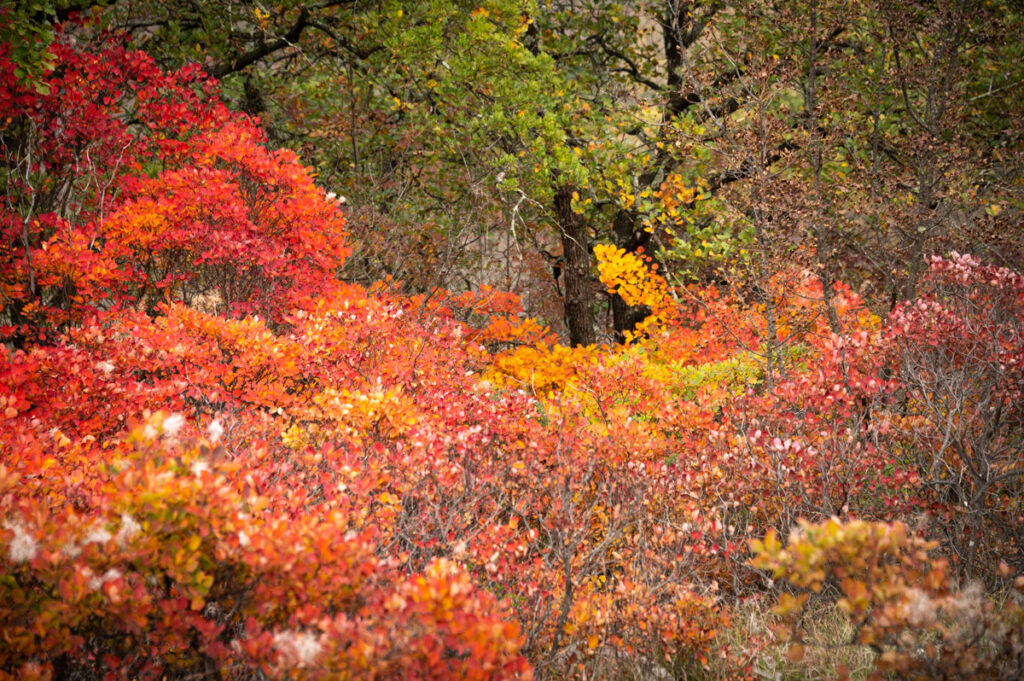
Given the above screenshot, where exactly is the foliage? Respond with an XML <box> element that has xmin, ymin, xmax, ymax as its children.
<box><xmin>0</xmin><ymin>420</ymin><xmax>529</xmax><ymax>681</ymax></box>
<box><xmin>2</xmin><ymin>11</ymin><xmax>1024</xmax><ymax>681</ymax></box>
<box><xmin>885</xmin><ymin>253</ymin><xmax>1024</xmax><ymax>579</ymax></box>
<box><xmin>752</xmin><ymin>518</ymin><xmax>1024</xmax><ymax>681</ymax></box>
<box><xmin>594</xmin><ymin>243</ymin><xmax>674</xmax><ymax>341</ymax></box>
<box><xmin>0</xmin><ymin>2</ymin><xmax>59</xmax><ymax>93</ymax></box>
<box><xmin>0</xmin><ymin>25</ymin><xmax>349</xmax><ymax>339</ymax></box>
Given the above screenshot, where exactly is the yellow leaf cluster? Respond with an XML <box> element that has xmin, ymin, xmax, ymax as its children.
<box><xmin>485</xmin><ymin>342</ymin><xmax>597</xmax><ymax>395</ymax></box>
<box><xmin>594</xmin><ymin>244</ymin><xmax>674</xmax><ymax>340</ymax></box>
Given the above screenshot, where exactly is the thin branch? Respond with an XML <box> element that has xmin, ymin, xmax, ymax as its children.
<box><xmin>207</xmin><ymin>8</ymin><xmax>310</xmax><ymax>79</ymax></box>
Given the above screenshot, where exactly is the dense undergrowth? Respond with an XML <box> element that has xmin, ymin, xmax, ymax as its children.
<box><xmin>2</xmin><ymin>26</ymin><xmax>1023</xmax><ymax>681</ymax></box>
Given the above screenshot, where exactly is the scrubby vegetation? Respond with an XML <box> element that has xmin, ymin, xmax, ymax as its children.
<box><xmin>2</xmin><ymin>3</ymin><xmax>1023</xmax><ymax>680</ymax></box>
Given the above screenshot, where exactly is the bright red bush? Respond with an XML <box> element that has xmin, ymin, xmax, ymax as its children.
<box><xmin>0</xmin><ymin>26</ymin><xmax>348</xmax><ymax>338</ymax></box>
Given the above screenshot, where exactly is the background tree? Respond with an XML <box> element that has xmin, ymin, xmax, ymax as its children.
<box><xmin>10</xmin><ymin>0</ymin><xmax>1020</xmax><ymax>345</ymax></box>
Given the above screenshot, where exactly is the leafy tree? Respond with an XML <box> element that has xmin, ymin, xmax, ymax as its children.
<box><xmin>70</xmin><ymin>0</ymin><xmax>1019</xmax><ymax>351</ymax></box>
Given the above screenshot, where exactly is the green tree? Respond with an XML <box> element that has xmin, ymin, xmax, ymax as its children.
<box><xmin>93</xmin><ymin>0</ymin><xmax>1023</xmax><ymax>345</ymax></box>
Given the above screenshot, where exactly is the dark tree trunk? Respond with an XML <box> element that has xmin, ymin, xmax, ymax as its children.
<box><xmin>554</xmin><ymin>184</ymin><xmax>596</xmax><ymax>347</ymax></box>
<box><xmin>242</xmin><ymin>76</ymin><xmax>265</xmax><ymax>116</ymax></box>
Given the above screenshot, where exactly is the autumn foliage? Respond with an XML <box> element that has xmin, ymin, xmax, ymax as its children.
<box><xmin>0</xmin><ymin>29</ymin><xmax>349</xmax><ymax>338</ymax></box>
<box><xmin>2</xmin><ymin>23</ymin><xmax>1024</xmax><ymax>681</ymax></box>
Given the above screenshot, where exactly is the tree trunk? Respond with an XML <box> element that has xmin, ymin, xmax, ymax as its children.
<box><xmin>554</xmin><ymin>184</ymin><xmax>596</xmax><ymax>346</ymax></box>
